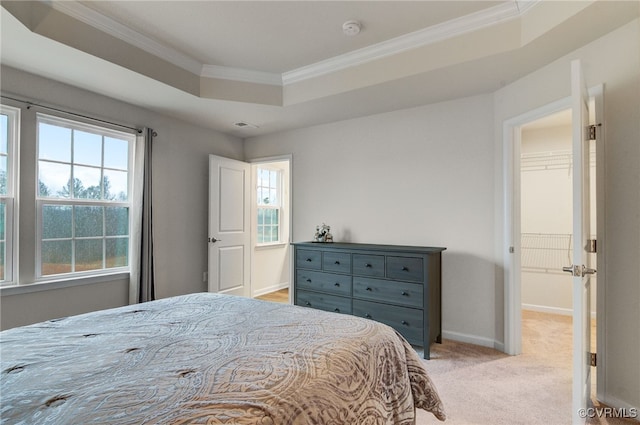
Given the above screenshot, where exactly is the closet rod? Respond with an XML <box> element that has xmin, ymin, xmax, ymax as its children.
<box><xmin>1</xmin><ymin>94</ymin><xmax>143</xmax><ymax>134</ymax></box>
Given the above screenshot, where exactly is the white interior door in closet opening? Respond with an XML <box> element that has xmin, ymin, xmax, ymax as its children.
<box><xmin>503</xmin><ymin>61</ymin><xmax>605</xmax><ymax>424</ymax></box>
<box><xmin>208</xmin><ymin>155</ymin><xmax>251</xmax><ymax>297</ymax></box>
<box><xmin>569</xmin><ymin>59</ymin><xmax>596</xmax><ymax>425</ymax></box>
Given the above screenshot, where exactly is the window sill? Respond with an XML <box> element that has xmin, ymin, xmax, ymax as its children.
<box><xmin>0</xmin><ymin>272</ymin><xmax>130</xmax><ymax>296</ymax></box>
<box><xmin>255</xmin><ymin>242</ymin><xmax>288</xmax><ymax>250</ymax></box>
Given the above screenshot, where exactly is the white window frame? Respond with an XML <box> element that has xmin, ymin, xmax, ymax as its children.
<box><xmin>256</xmin><ymin>167</ymin><xmax>282</xmax><ymax>246</ymax></box>
<box><xmin>0</xmin><ymin>105</ymin><xmax>20</xmax><ymax>285</ymax></box>
<box><xmin>35</xmin><ymin>113</ymin><xmax>135</xmax><ymax>281</ymax></box>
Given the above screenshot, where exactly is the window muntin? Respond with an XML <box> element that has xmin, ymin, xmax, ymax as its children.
<box><xmin>256</xmin><ymin>168</ymin><xmax>281</xmax><ymax>244</ymax></box>
<box><xmin>36</xmin><ymin>114</ymin><xmax>133</xmax><ymax>278</ymax></box>
<box><xmin>0</xmin><ymin>105</ymin><xmax>19</xmax><ymax>284</ymax></box>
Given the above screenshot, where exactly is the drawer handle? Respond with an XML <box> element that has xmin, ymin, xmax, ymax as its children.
<box><xmin>334</xmin><ymin>282</ymin><xmax>340</xmax><ymax>287</ymax></box>
<box><xmin>305</xmin><ymin>302</ymin><xmax>311</xmax><ymax>306</ymax></box>
<box><xmin>306</xmin><ymin>279</ymin><xmax>312</xmax><ymax>283</ymax></box>
<box><xmin>365</xmin><ymin>263</ymin><xmax>372</xmax><ymax>268</ymax></box>
<box><xmin>334</xmin><ymin>261</ymin><xmax>340</xmax><ymax>265</ymax></box>
<box><xmin>365</xmin><ymin>314</ymin><xmax>372</xmax><ymax>319</ymax></box>
<box><xmin>401</xmin><ymin>320</ymin><xmax>409</xmax><ymax>326</ymax></box>
<box><xmin>366</xmin><ymin>287</ymin><xmax>373</xmax><ymax>291</ymax></box>
<box><xmin>401</xmin><ymin>291</ymin><xmax>409</xmax><ymax>296</ymax></box>
<box><xmin>306</xmin><ymin>258</ymin><xmax>313</xmax><ymax>262</ymax></box>
<box><xmin>402</xmin><ymin>266</ymin><xmax>409</xmax><ymax>271</ymax></box>
<box><xmin>334</xmin><ymin>308</ymin><xmax>340</xmax><ymax>313</ymax></box>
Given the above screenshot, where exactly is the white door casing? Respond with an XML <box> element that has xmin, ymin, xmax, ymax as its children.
<box><xmin>569</xmin><ymin>59</ymin><xmax>594</xmax><ymax>425</ymax></box>
<box><xmin>502</xmin><ymin>63</ymin><xmax>605</xmax><ymax>422</ymax></box>
<box><xmin>208</xmin><ymin>155</ymin><xmax>251</xmax><ymax>297</ymax></box>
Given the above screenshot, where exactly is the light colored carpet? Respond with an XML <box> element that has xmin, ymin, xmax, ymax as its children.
<box><xmin>256</xmin><ymin>290</ymin><xmax>636</xmax><ymax>424</ymax></box>
<box><xmin>415</xmin><ymin>311</ymin><xmax>637</xmax><ymax>425</ymax></box>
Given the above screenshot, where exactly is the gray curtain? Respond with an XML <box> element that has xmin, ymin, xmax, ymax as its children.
<box><xmin>138</xmin><ymin>128</ymin><xmax>155</xmax><ymax>302</ymax></box>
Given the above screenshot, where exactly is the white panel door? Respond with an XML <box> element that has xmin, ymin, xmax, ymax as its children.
<box><xmin>568</xmin><ymin>59</ymin><xmax>595</xmax><ymax>425</ymax></box>
<box><xmin>208</xmin><ymin>155</ymin><xmax>250</xmax><ymax>297</ymax></box>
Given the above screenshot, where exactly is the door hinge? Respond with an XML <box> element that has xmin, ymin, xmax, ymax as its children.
<box><xmin>590</xmin><ymin>352</ymin><xmax>597</xmax><ymax>367</ymax></box>
<box><xmin>587</xmin><ymin>239</ymin><xmax>597</xmax><ymax>253</ymax></box>
<box><xmin>589</xmin><ymin>123</ymin><xmax>602</xmax><ymax>141</ymax></box>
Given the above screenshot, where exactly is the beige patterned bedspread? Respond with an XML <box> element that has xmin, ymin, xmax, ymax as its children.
<box><xmin>0</xmin><ymin>293</ymin><xmax>445</xmax><ymax>424</ymax></box>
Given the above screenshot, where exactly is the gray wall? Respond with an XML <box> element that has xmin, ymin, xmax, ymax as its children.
<box><xmin>0</xmin><ymin>65</ymin><xmax>244</xmax><ymax>328</ymax></box>
<box><xmin>244</xmin><ymin>94</ymin><xmax>499</xmax><ymax>347</ymax></box>
<box><xmin>245</xmin><ymin>19</ymin><xmax>640</xmax><ymax>412</ymax></box>
<box><xmin>1</xmin><ymin>17</ymin><xmax>637</xmax><ymax>413</ymax></box>
<box><xmin>493</xmin><ymin>19</ymin><xmax>639</xmax><ymax>413</ymax></box>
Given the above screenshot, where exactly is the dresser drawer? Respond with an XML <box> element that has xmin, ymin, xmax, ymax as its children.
<box><xmin>296</xmin><ymin>270</ymin><xmax>352</xmax><ymax>296</ymax></box>
<box><xmin>386</xmin><ymin>256</ymin><xmax>424</xmax><ymax>282</ymax></box>
<box><xmin>296</xmin><ymin>249</ymin><xmax>322</xmax><ymax>270</ymax></box>
<box><xmin>353</xmin><ymin>277</ymin><xmax>423</xmax><ymax>308</ymax></box>
<box><xmin>353</xmin><ymin>300</ymin><xmax>423</xmax><ymax>343</ymax></box>
<box><xmin>296</xmin><ymin>290</ymin><xmax>352</xmax><ymax>314</ymax></box>
<box><xmin>352</xmin><ymin>254</ymin><xmax>385</xmax><ymax>277</ymax></box>
<box><xmin>322</xmin><ymin>251</ymin><xmax>351</xmax><ymax>274</ymax></box>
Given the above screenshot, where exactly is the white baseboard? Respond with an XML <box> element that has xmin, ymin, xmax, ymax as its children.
<box><xmin>252</xmin><ymin>282</ymin><xmax>289</xmax><ymax>298</ymax></box>
<box><xmin>442</xmin><ymin>330</ymin><xmax>501</xmax><ymax>350</ymax></box>
<box><xmin>598</xmin><ymin>394</ymin><xmax>640</xmax><ymax>423</ymax></box>
<box><xmin>522</xmin><ymin>303</ymin><xmax>597</xmax><ymax>319</ymax></box>
<box><xmin>523</xmin><ymin>303</ymin><xmax>573</xmax><ymax>316</ymax></box>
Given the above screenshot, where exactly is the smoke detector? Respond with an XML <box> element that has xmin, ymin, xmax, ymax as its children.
<box><xmin>342</xmin><ymin>20</ymin><xmax>361</xmax><ymax>36</ymax></box>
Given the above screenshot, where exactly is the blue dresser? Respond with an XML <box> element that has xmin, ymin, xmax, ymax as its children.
<box><xmin>292</xmin><ymin>242</ymin><xmax>445</xmax><ymax>359</ymax></box>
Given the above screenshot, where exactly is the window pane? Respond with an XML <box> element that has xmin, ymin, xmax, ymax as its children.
<box><xmin>258</xmin><ymin>187</ymin><xmax>267</xmax><ymax>205</ymax></box>
<box><xmin>104</xmin><ymin>137</ymin><xmax>128</xmax><ymax>170</ymax></box>
<box><xmin>42</xmin><ymin>205</ymin><xmax>72</xmax><ymax>239</ymax></box>
<box><xmin>259</xmin><ymin>169</ymin><xmax>268</xmax><ymax>187</ymax></box>
<box><xmin>0</xmin><ymin>201</ymin><xmax>5</xmax><ymax>240</ymax></box>
<box><xmin>257</xmin><ymin>225</ymin><xmax>264</xmax><ymax>244</ymax></box>
<box><xmin>39</xmin><ymin>161</ymin><xmax>71</xmax><ymax>198</ymax></box>
<box><xmin>103</xmin><ymin>169</ymin><xmax>128</xmax><ymax>201</ymax></box>
<box><xmin>39</xmin><ymin>123</ymin><xmax>71</xmax><ymax>162</ymax></box>
<box><xmin>0</xmin><ymin>155</ymin><xmax>6</xmax><ymax>196</ymax></box>
<box><xmin>0</xmin><ymin>241</ymin><xmax>4</xmax><ymax>281</ymax></box>
<box><xmin>73</xmin><ymin>165</ymin><xmax>102</xmax><ymax>199</ymax></box>
<box><xmin>74</xmin><ymin>130</ymin><xmax>102</xmax><ymax>167</ymax></box>
<box><xmin>75</xmin><ymin>206</ymin><xmax>103</xmax><ymax>237</ymax></box>
<box><xmin>42</xmin><ymin>240</ymin><xmax>72</xmax><ymax>275</ymax></box>
<box><xmin>106</xmin><ymin>207</ymin><xmax>129</xmax><ymax>236</ymax></box>
<box><xmin>0</xmin><ymin>114</ymin><xmax>7</xmax><ymax>155</ymax></box>
<box><xmin>106</xmin><ymin>237</ymin><xmax>128</xmax><ymax>268</ymax></box>
<box><xmin>75</xmin><ymin>239</ymin><xmax>103</xmax><ymax>271</ymax></box>
<box><xmin>270</xmin><ymin>225</ymin><xmax>279</xmax><ymax>242</ymax></box>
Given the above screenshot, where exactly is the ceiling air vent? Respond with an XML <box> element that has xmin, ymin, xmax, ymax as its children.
<box><xmin>234</xmin><ymin>121</ymin><xmax>259</xmax><ymax>129</ymax></box>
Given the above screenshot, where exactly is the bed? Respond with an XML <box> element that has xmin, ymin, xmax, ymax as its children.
<box><xmin>0</xmin><ymin>292</ymin><xmax>445</xmax><ymax>424</ymax></box>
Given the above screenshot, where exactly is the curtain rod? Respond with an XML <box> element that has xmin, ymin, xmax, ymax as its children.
<box><xmin>1</xmin><ymin>94</ymin><xmax>144</xmax><ymax>134</ymax></box>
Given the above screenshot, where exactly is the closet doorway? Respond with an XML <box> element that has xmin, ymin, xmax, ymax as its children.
<box><xmin>503</xmin><ymin>81</ymin><xmax>605</xmax><ymax>412</ymax></box>
<box><xmin>519</xmin><ymin>108</ymin><xmax>597</xmax><ymax>355</ymax></box>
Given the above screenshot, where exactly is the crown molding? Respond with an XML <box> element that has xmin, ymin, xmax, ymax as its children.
<box><xmin>283</xmin><ymin>1</ymin><xmax>535</xmax><ymax>85</ymax></box>
<box><xmin>49</xmin><ymin>1</ymin><xmax>203</xmax><ymax>75</ymax></box>
<box><xmin>48</xmin><ymin>0</ymin><xmax>540</xmax><ymax>88</ymax></box>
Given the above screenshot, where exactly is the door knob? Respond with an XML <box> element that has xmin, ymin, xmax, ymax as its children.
<box><xmin>208</xmin><ymin>237</ymin><xmax>221</xmax><ymax>243</ymax></box>
<box><xmin>562</xmin><ymin>265</ymin><xmax>596</xmax><ymax>277</ymax></box>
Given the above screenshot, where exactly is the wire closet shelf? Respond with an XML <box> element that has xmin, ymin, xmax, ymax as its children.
<box><xmin>521</xmin><ymin>233</ymin><xmax>572</xmax><ymax>273</ymax></box>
